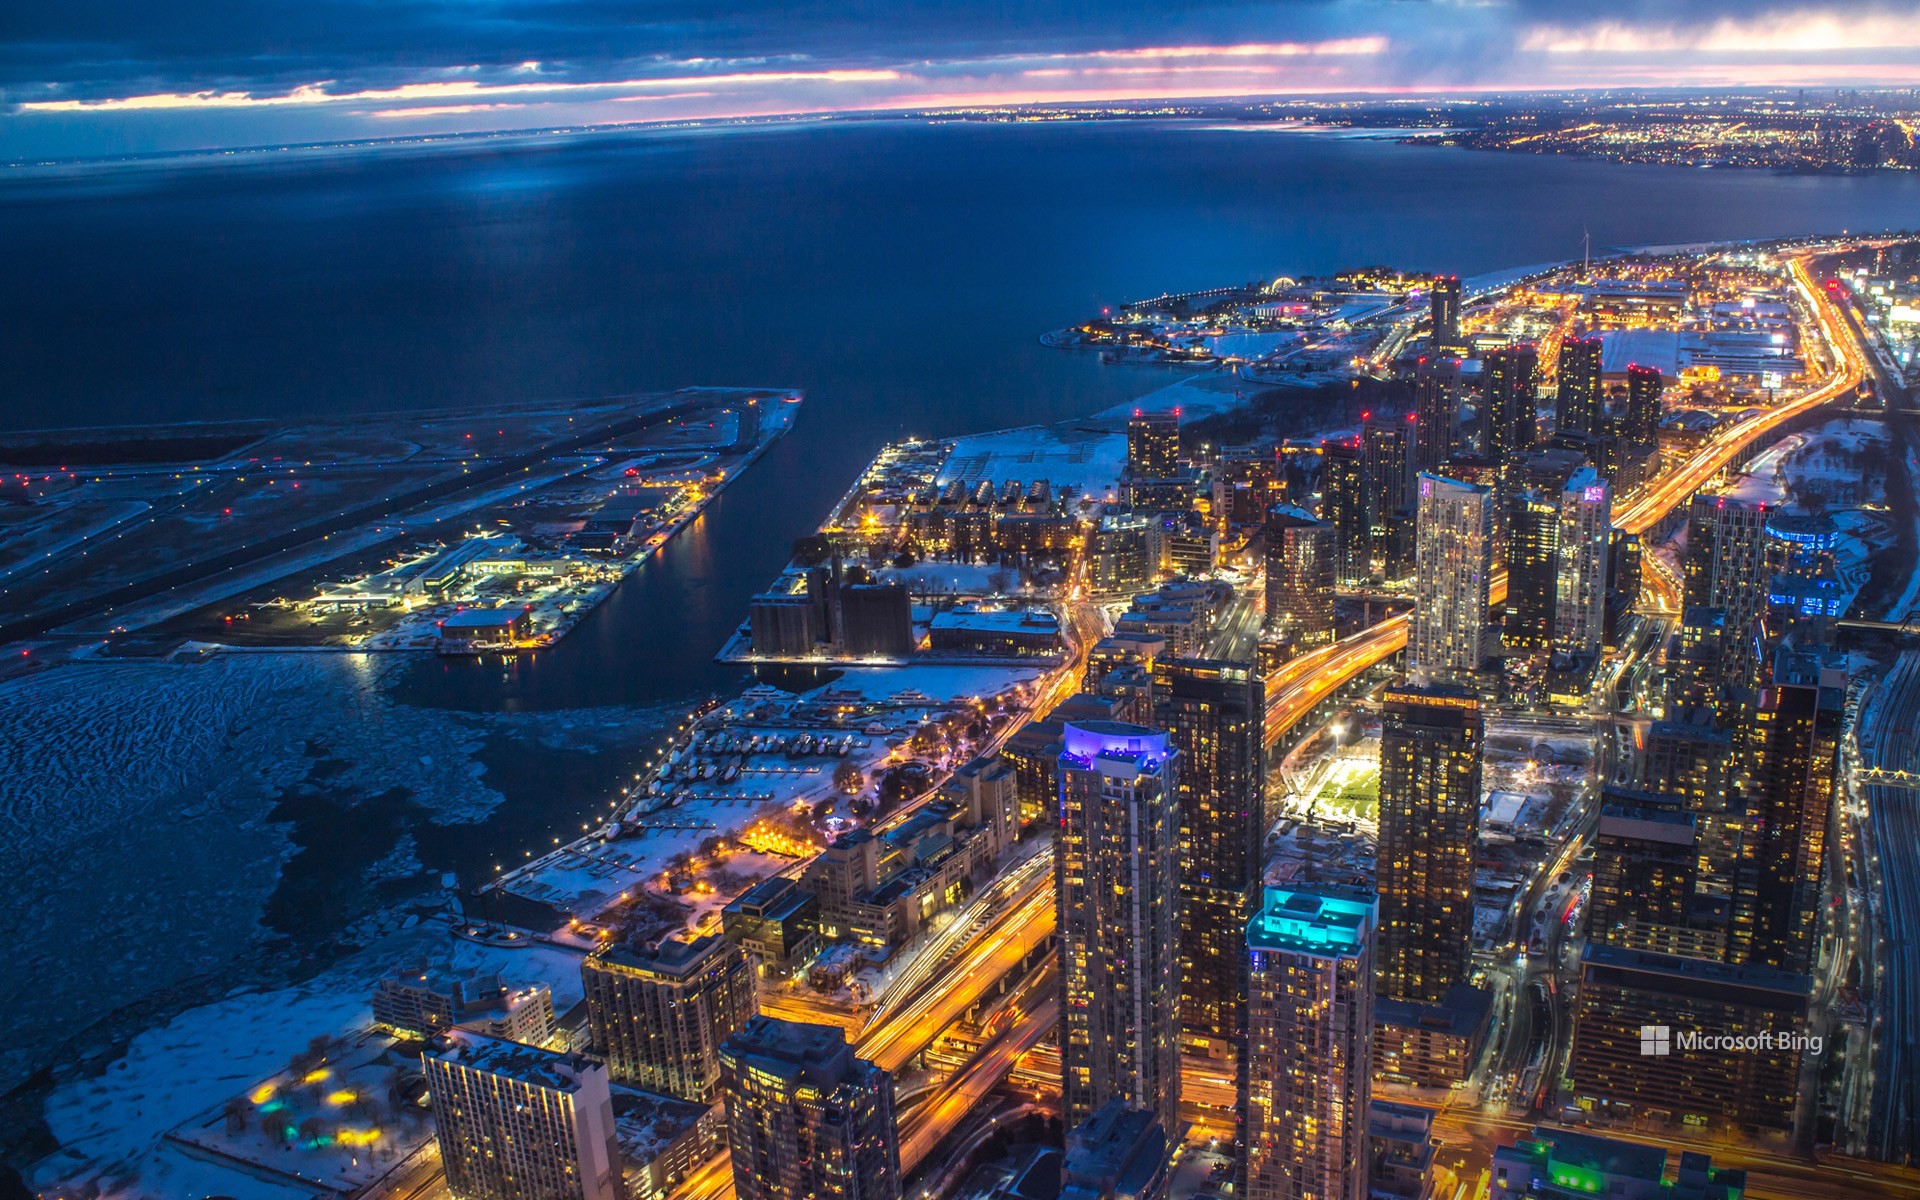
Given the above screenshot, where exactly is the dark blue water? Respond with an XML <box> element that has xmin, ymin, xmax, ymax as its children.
<box><xmin>4</xmin><ymin>120</ymin><xmax>1917</xmax><ymax>712</ymax></box>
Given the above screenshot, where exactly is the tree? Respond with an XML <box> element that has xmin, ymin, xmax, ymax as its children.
<box><xmin>298</xmin><ymin>1116</ymin><xmax>330</xmax><ymax>1145</ymax></box>
<box><xmin>892</xmin><ymin>551</ymin><xmax>918</xmax><ymax>569</ymax></box>
<box><xmin>833</xmin><ymin>761</ymin><xmax>865</xmax><ymax>796</ymax></box>
<box><xmin>223</xmin><ymin>1097</ymin><xmax>251</xmax><ymax>1135</ymax></box>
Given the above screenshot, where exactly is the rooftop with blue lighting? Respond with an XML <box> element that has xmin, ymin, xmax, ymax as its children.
<box><xmin>1248</xmin><ymin>885</ymin><xmax>1374</xmax><ymax>958</ymax></box>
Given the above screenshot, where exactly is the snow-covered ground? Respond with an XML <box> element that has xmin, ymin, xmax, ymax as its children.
<box><xmin>1097</xmin><ymin>372</ymin><xmax>1254</xmax><ymax>424</ymax></box>
<box><xmin>937</xmin><ymin>424</ymin><xmax>1127</xmax><ymax>501</ymax></box>
<box><xmin>33</xmin><ymin>922</ymin><xmax>593</xmax><ymax>1200</ymax></box>
<box><xmin>0</xmin><ymin>650</ymin><xmax>672</xmax><ymax>1099</ymax></box>
<box><xmin>869</xmin><ymin>561</ymin><xmax>1010</xmax><ymax>595</ymax></box>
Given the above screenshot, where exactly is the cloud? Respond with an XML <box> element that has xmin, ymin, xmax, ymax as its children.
<box><xmin>1519</xmin><ymin>7</ymin><xmax>1920</xmax><ymax>53</ymax></box>
<box><xmin>16</xmin><ymin>68</ymin><xmax>904</xmax><ymax>114</ymax></box>
<box><xmin>2</xmin><ymin>1</ymin><xmax>1916</xmax><ymax>158</ymax></box>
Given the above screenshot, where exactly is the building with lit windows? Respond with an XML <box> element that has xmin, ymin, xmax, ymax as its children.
<box><xmin>1412</xmin><ymin>359</ymin><xmax>1460</xmax><ymax>472</ymax></box>
<box><xmin>423</xmin><ymin>1029</ymin><xmax>623</xmax><ymax>1200</ymax></box>
<box><xmin>1622</xmin><ymin>363</ymin><xmax>1664</xmax><ymax>445</ymax></box>
<box><xmin>1552</xmin><ymin>469</ymin><xmax>1611</xmax><ymax>660</ymax></box>
<box><xmin>718</xmin><ymin>1016</ymin><xmax>900</xmax><ymax>1200</ymax></box>
<box><xmin>1362</xmin><ymin>416</ymin><xmax>1415</xmax><ymax>572</ymax></box>
<box><xmin>1493</xmin><ymin>1127</ymin><xmax>1746</xmax><ymax>1200</ymax></box>
<box><xmin>1555</xmin><ymin>336</ymin><xmax>1604</xmax><ymax>439</ymax></box>
<box><xmin>1056</xmin><ymin>722</ymin><xmax>1182</xmax><ymax>1133</ymax></box>
<box><xmin>1410</xmin><ymin>475</ymin><xmax>1493</xmax><ymax>683</ymax></box>
<box><xmin>1586</xmin><ymin>803</ymin><xmax>1706</xmax><ymax>955</ymax></box>
<box><xmin>1154</xmin><ymin>657</ymin><xmax>1264</xmax><ymax>1060</ymax></box>
<box><xmin>1376</xmin><ymin>684</ymin><xmax>1483</xmax><ymax>1004</ymax></box>
<box><xmin>1429</xmin><ymin>274</ymin><xmax>1464</xmax><ymax>356</ymax></box>
<box><xmin>1730</xmin><ymin>654</ymin><xmax>1843</xmax><ymax>974</ymax></box>
<box><xmin>1062</xmin><ymin>1102</ymin><xmax>1173</xmax><ymax>1200</ymax></box>
<box><xmin>1482</xmin><ymin>346</ymin><xmax>1539</xmax><ymax>462</ymax></box>
<box><xmin>1568</xmin><ymin>946</ymin><xmax>1810</xmax><ymax>1132</ymax></box>
<box><xmin>582</xmin><ymin>934</ymin><xmax>757</xmax><ymax>1104</ymax></box>
<box><xmin>1503</xmin><ymin>488</ymin><xmax>1559</xmax><ymax>656</ymax></box>
<box><xmin>1320</xmin><ymin>439</ymin><xmax>1371</xmax><ymax>586</ymax></box>
<box><xmin>1263</xmin><ymin>506</ymin><xmax>1335</xmax><ymax>647</ymax></box>
<box><xmin>1243</xmin><ymin>886</ymin><xmax>1376</xmax><ymax>1200</ymax></box>
<box><xmin>1128</xmin><ymin>410</ymin><xmax>1181</xmax><ymax>480</ymax></box>
<box><xmin>1681</xmin><ymin>493</ymin><xmax>1775</xmax><ymax>685</ymax></box>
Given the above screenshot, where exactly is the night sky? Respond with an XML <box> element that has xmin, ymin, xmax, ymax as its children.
<box><xmin>4</xmin><ymin>1</ymin><xmax>1918</xmax><ymax>159</ymax></box>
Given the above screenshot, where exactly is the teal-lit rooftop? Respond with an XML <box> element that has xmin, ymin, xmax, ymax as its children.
<box><xmin>1247</xmin><ymin>886</ymin><xmax>1373</xmax><ymax>958</ymax></box>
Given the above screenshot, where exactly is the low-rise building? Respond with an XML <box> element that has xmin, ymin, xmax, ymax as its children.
<box><xmin>721</xmin><ymin>877</ymin><xmax>820</xmax><ymax>977</ymax></box>
<box><xmin>1368</xmin><ymin>1101</ymin><xmax>1436</xmax><ymax>1200</ymax></box>
<box><xmin>1373</xmin><ymin>984</ymin><xmax>1493</xmax><ymax>1087</ymax></box>
<box><xmin>1492</xmin><ymin>1128</ymin><xmax>1745</xmax><ymax>1200</ymax></box>
<box><xmin>373</xmin><ymin>968</ymin><xmax>555</xmax><ymax>1046</ymax></box>
<box><xmin>1061</xmin><ymin>1101</ymin><xmax>1171</xmax><ymax>1200</ymax></box>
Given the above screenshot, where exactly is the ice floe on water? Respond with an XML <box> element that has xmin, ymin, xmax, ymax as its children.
<box><xmin>0</xmin><ymin>649</ymin><xmax>672</xmax><ymax>1098</ymax></box>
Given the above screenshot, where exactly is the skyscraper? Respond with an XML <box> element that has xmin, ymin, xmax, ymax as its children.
<box><xmin>1057</xmin><ymin>721</ymin><xmax>1182</xmax><ymax>1133</ymax></box>
<box><xmin>1154</xmin><ymin>657</ymin><xmax>1265</xmax><ymax>1057</ymax></box>
<box><xmin>1376</xmin><ymin>683</ymin><xmax>1483</xmax><ymax>1003</ymax></box>
<box><xmin>424</xmin><ymin>1030</ymin><xmax>623</xmax><ymax>1200</ymax></box>
<box><xmin>1244</xmin><ymin>886</ymin><xmax>1377</xmax><ymax>1200</ymax></box>
<box><xmin>1429</xmin><ymin>274</ymin><xmax>1464</xmax><ymax>355</ymax></box>
<box><xmin>1731</xmin><ymin>659</ymin><xmax>1842</xmax><ymax>974</ymax></box>
<box><xmin>1553</xmin><ymin>468</ymin><xmax>1612</xmax><ymax>660</ymax></box>
<box><xmin>1412</xmin><ymin>359</ymin><xmax>1459</xmax><ymax>472</ymax></box>
<box><xmin>1362</xmin><ymin>415</ymin><xmax>1415</xmax><ymax>574</ymax></box>
<box><xmin>1587</xmin><ymin>802</ymin><xmax>1702</xmax><ymax>954</ymax></box>
<box><xmin>1623</xmin><ymin>363</ymin><xmax>1664</xmax><ymax>445</ymax></box>
<box><xmin>1682</xmin><ymin>493</ymin><xmax>1774</xmax><ymax>632</ymax></box>
<box><xmin>1503</xmin><ymin>487</ymin><xmax>1559</xmax><ymax>655</ymax></box>
<box><xmin>1264</xmin><ymin>505</ymin><xmax>1335</xmax><ymax>647</ymax></box>
<box><xmin>719</xmin><ymin>1016</ymin><xmax>900</xmax><ymax>1200</ymax></box>
<box><xmin>1320</xmin><ymin>438</ymin><xmax>1370</xmax><ymax>586</ymax></box>
<box><xmin>1410</xmin><ymin>474</ymin><xmax>1493</xmax><ymax>683</ymax></box>
<box><xmin>582</xmin><ymin>933</ymin><xmax>758</xmax><ymax>1104</ymax></box>
<box><xmin>1481</xmin><ymin>345</ymin><xmax>1539</xmax><ymax>462</ymax></box>
<box><xmin>1556</xmin><ymin>336</ymin><xmax>1604</xmax><ymax>439</ymax></box>
<box><xmin>1129</xmin><ymin>409</ymin><xmax>1181</xmax><ymax>480</ymax></box>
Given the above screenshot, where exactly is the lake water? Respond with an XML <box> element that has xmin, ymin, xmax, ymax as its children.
<box><xmin>1</xmin><ymin>120</ymin><xmax>1917</xmax><ymax>1115</ymax></box>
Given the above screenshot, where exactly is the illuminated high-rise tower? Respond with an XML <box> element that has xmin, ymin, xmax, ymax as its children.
<box><xmin>719</xmin><ymin>1016</ymin><xmax>900</xmax><ymax>1200</ymax></box>
<box><xmin>1056</xmin><ymin>722</ymin><xmax>1182</xmax><ymax>1133</ymax></box>
<box><xmin>1730</xmin><ymin>656</ymin><xmax>1842</xmax><ymax>974</ymax></box>
<box><xmin>1243</xmin><ymin>886</ymin><xmax>1376</xmax><ymax>1200</ymax></box>
<box><xmin>1320</xmin><ymin>438</ymin><xmax>1370</xmax><ymax>586</ymax></box>
<box><xmin>582</xmin><ymin>933</ymin><xmax>757</xmax><ymax>1103</ymax></box>
<box><xmin>1503</xmin><ymin>487</ymin><xmax>1559</xmax><ymax>655</ymax></box>
<box><xmin>1552</xmin><ymin>468</ymin><xmax>1612</xmax><ymax>659</ymax></box>
<box><xmin>1412</xmin><ymin>358</ymin><xmax>1460</xmax><ymax>472</ymax></box>
<box><xmin>1263</xmin><ymin>506</ymin><xmax>1335</xmax><ymax>647</ymax></box>
<box><xmin>1429</xmin><ymin>274</ymin><xmax>1464</xmax><ymax>355</ymax></box>
<box><xmin>1362</xmin><ymin>414</ymin><xmax>1415</xmax><ymax>574</ymax></box>
<box><xmin>1481</xmin><ymin>345</ymin><xmax>1539</xmax><ymax>462</ymax></box>
<box><xmin>1556</xmin><ymin>336</ymin><xmax>1604</xmax><ymax>439</ymax></box>
<box><xmin>1128</xmin><ymin>409</ymin><xmax>1181</xmax><ymax>480</ymax></box>
<box><xmin>1410</xmin><ymin>473</ymin><xmax>1493</xmax><ymax>683</ymax></box>
<box><xmin>424</xmin><ymin>1031</ymin><xmax>623</xmax><ymax>1200</ymax></box>
<box><xmin>1376</xmin><ymin>683</ymin><xmax>1483</xmax><ymax>1004</ymax></box>
<box><xmin>1623</xmin><ymin>363</ymin><xmax>1664</xmax><ymax>445</ymax></box>
<box><xmin>1154</xmin><ymin>657</ymin><xmax>1265</xmax><ymax>1058</ymax></box>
